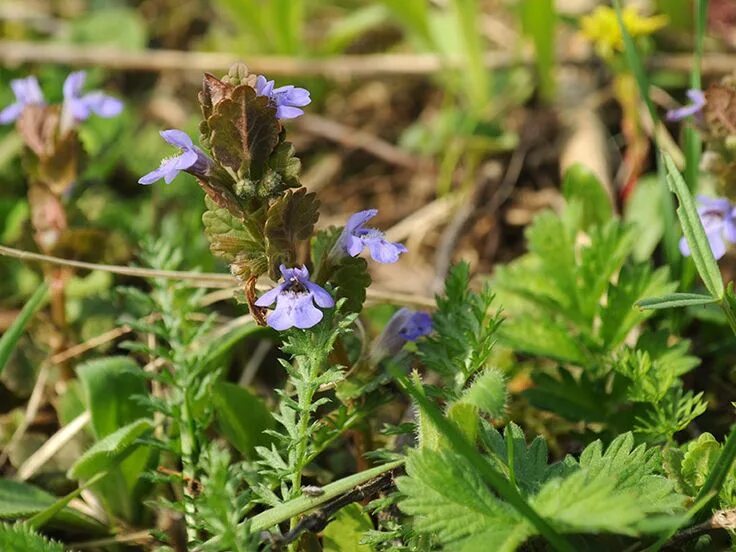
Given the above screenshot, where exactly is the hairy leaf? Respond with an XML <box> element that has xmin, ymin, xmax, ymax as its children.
<box><xmin>264</xmin><ymin>188</ymin><xmax>319</xmax><ymax>276</ymax></box>
<box><xmin>0</xmin><ymin>523</ymin><xmax>64</xmax><ymax>552</ymax></box>
<box><xmin>331</xmin><ymin>256</ymin><xmax>371</xmax><ymax>314</ymax></box>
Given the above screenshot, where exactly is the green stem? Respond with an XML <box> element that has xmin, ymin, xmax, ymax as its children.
<box><xmin>180</xmin><ymin>391</ymin><xmax>200</xmax><ymax>546</ymax></box>
<box><xmin>720</xmin><ymin>298</ymin><xmax>736</xmax><ymax>336</ymax></box>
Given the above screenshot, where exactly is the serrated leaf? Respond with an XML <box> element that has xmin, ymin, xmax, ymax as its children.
<box><xmin>680</xmin><ymin>433</ymin><xmax>721</xmax><ymax>498</ymax></box>
<box><xmin>212</xmin><ymin>381</ymin><xmax>274</xmax><ymax>458</ymax></box>
<box><xmin>260</xmin><ymin>141</ymin><xmax>302</xmax><ymax>197</ymax></box>
<box><xmin>68</xmin><ymin>419</ymin><xmax>153</xmax><ymax>480</ymax></box>
<box><xmin>208</xmin><ymin>84</ymin><xmax>279</xmax><ymax>177</ymax></box>
<box><xmin>562</xmin><ymin>163</ymin><xmax>612</xmax><ymax>230</ymax></box>
<box><xmin>397</xmin><ymin>448</ymin><xmax>532</xmax><ymax>551</ymax></box>
<box><xmin>636</xmin><ymin>293</ymin><xmax>718</xmax><ymax>310</ymax></box>
<box><xmin>663</xmin><ymin>152</ymin><xmax>723</xmax><ymax>299</ymax></box>
<box><xmin>203</xmin><ymin>195</ymin><xmax>267</xmax><ymax>280</ymax></box>
<box><xmin>331</xmin><ymin>256</ymin><xmax>371</xmax><ymax>314</ymax></box>
<box><xmin>0</xmin><ymin>523</ymin><xmax>64</xmax><ymax>552</ymax></box>
<box><xmin>264</xmin><ymin>188</ymin><xmax>319</xmax><ymax>275</ymax></box>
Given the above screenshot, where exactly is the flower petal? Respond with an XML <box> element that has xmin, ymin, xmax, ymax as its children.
<box><xmin>81</xmin><ymin>92</ymin><xmax>123</xmax><ymax>118</ymax></box>
<box><xmin>345</xmin><ymin>235</ymin><xmax>364</xmax><ymax>257</ymax></box>
<box><xmin>345</xmin><ymin>209</ymin><xmax>377</xmax><ymax>233</ymax></box>
<box><xmin>679</xmin><ymin>236</ymin><xmax>691</xmax><ymax>257</ymax></box>
<box><xmin>0</xmin><ymin>102</ymin><xmax>22</xmax><ymax>125</ymax></box>
<box><xmin>12</xmin><ymin>77</ymin><xmax>43</xmax><ymax>104</ymax></box>
<box><xmin>160</xmin><ymin>129</ymin><xmax>193</xmax><ymax>149</ymax></box>
<box><xmin>172</xmin><ymin>149</ymin><xmax>199</xmax><ymax>171</ymax></box>
<box><xmin>254</xmin><ymin>283</ymin><xmax>286</xmax><ymax>307</ymax></box>
<box><xmin>138</xmin><ymin>165</ymin><xmax>169</xmax><ymax>185</ymax></box>
<box><xmin>63</xmin><ymin>71</ymin><xmax>86</xmax><ymax>100</ymax></box>
<box><xmin>707</xmin><ymin>230</ymin><xmax>727</xmax><ymax>260</ymax></box>
<box><xmin>291</xmin><ymin>294</ymin><xmax>324</xmax><ymax>329</ymax></box>
<box><xmin>365</xmin><ymin>238</ymin><xmax>407</xmax><ymax>264</ymax></box>
<box><xmin>275</xmin><ymin>105</ymin><xmax>304</xmax><ymax>119</ymax></box>
<box><xmin>267</xmin><ymin>294</ymin><xmax>298</xmax><ymax>331</ymax></box>
<box><xmin>304</xmin><ymin>281</ymin><xmax>334</xmax><ymax>308</ymax></box>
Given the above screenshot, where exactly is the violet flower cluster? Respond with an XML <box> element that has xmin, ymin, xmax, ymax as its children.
<box><xmin>369</xmin><ymin>308</ymin><xmax>433</xmax><ymax>362</ymax></box>
<box><xmin>681</xmin><ymin>195</ymin><xmax>736</xmax><ymax>260</ymax></box>
<box><xmin>254</xmin><ymin>75</ymin><xmax>311</xmax><ymax>120</ymax></box>
<box><xmin>0</xmin><ymin>72</ymin><xmax>122</xmax><ymax>126</ymax></box>
<box><xmin>666</xmin><ymin>89</ymin><xmax>705</xmax><ymax>122</ymax></box>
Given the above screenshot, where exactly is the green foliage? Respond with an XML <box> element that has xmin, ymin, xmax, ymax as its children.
<box><xmin>0</xmin><ymin>523</ymin><xmax>64</xmax><ymax>552</ymax></box>
<box><xmin>264</xmin><ymin>187</ymin><xmax>319</xmax><ymax>277</ymax></box>
<box><xmin>0</xmin><ymin>480</ymin><xmax>98</xmax><ymax>530</ymax></box>
<box><xmin>212</xmin><ymin>381</ymin><xmax>274</xmax><ymax>458</ymax></box>
<box><xmin>322</xmin><ymin>504</ymin><xmax>374</xmax><ymax>552</ymax></box>
<box><xmin>399</xmin><ymin>429</ymin><xmax>684</xmax><ymax>549</ymax></box>
<box><xmin>561</xmin><ymin>164</ymin><xmax>612</xmax><ymax>231</ymax></box>
<box><xmin>419</xmin><ymin>262</ymin><xmax>502</xmax><ymax>391</ymax></box>
<box><xmin>0</xmin><ymin>283</ymin><xmax>47</xmax><ymax>377</ymax></box>
<box><xmin>68</xmin><ymin>418</ymin><xmax>154</xmax><ymax>480</ymax></box>
<box><xmin>519</xmin><ymin>0</ymin><xmax>556</xmax><ymax>101</ymax></box>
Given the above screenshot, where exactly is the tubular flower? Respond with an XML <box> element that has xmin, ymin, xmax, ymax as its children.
<box><xmin>0</xmin><ymin>76</ymin><xmax>45</xmax><ymax>124</ymax></box>
<box><xmin>139</xmin><ymin>130</ymin><xmax>213</xmax><ymax>185</ymax></box>
<box><xmin>370</xmin><ymin>308</ymin><xmax>433</xmax><ymax>362</ymax></box>
<box><xmin>255</xmin><ymin>265</ymin><xmax>335</xmax><ymax>331</ymax></box>
<box><xmin>62</xmin><ymin>71</ymin><xmax>123</xmax><ymax>122</ymax></box>
<box><xmin>666</xmin><ymin>89</ymin><xmax>706</xmax><ymax>122</ymax></box>
<box><xmin>254</xmin><ymin>75</ymin><xmax>311</xmax><ymax>119</ymax></box>
<box><xmin>680</xmin><ymin>195</ymin><xmax>736</xmax><ymax>260</ymax></box>
<box><xmin>339</xmin><ymin>209</ymin><xmax>407</xmax><ymax>264</ymax></box>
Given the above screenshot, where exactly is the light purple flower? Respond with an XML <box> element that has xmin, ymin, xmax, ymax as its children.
<box><xmin>0</xmin><ymin>76</ymin><xmax>45</xmax><ymax>124</ymax></box>
<box><xmin>254</xmin><ymin>75</ymin><xmax>311</xmax><ymax>119</ymax></box>
<box><xmin>62</xmin><ymin>71</ymin><xmax>123</xmax><ymax>122</ymax></box>
<box><xmin>255</xmin><ymin>265</ymin><xmax>334</xmax><ymax>331</ymax></box>
<box><xmin>339</xmin><ymin>209</ymin><xmax>407</xmax><ymax>264</ymax></box>
<box><xmin>666</xmin><ymin>89</ymin><xmax>705</xmax><ymax>122</ymax></box>
<box><xmin>680</xmin><ymin>195</ymin><xmax>736</xmax><ymax>260</ymax></box>
<box><xmin>138</xmin><ymin>130</ymin><xmax>213</xmax><ymax>185</ymax></box>
<box><xmin>370</xmin><ymin>308</ymin><xmax>433</xmax><ymax>362</ymax></box>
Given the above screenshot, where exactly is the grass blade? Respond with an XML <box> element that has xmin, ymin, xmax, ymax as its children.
<box><xmin>636</xmin><ymin>293</ymin><xmax>718</xmax><ymax>310</ymax></box>
<box><xmin>663</xmin><ymin>153</ymin><xmax>724</xmax><ymax>299</ymax></box>
<box><xmin>0</xmin><ymin>283</ymin><xmax>48</xmax><ymax>377</ymax></box>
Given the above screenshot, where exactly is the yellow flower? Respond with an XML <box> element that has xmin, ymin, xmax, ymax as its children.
<box><xmin>580</xmin><ymin>6</ymin><xmax>668</xmax><ymax>58</ymax></box>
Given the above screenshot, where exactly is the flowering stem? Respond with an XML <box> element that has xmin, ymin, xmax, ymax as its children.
<box><xmin>179</xmin><ymin>390</ymin><xmax>200</xmax><ymax>546</ymax></box>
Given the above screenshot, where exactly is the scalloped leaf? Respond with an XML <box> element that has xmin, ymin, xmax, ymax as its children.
<box><xmin>264</xmin><ymin>188</ymin><xmax>319</xmax><ymax>276</ymax></box>
<box><xmin>68</xmin><ymin>419</ymin><xmax>153</xmax><ymax>480</ymax></box>
<box><xmin>331</xmin><ymin>256</ymin><xmax>371</xmax><ymax>314</ymax></box>
<box><xmin>203</xmin><ymin>196</ymin><xmax>268</xmax><ymax>280</ymax></box>
<box><xmin>208</xmin><ymin>84</ymin><xmax>279</xmax><ymax>178</ymax></box>
<box><xmin>259</xmin><ymin>141</ymin><xmax>302</xmax><ymax>198</ymax></box>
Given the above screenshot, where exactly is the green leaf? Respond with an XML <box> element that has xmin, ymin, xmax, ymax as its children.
<box><xmin>208</xmin><ymin>84</ymin><xmax>279</xmax><ymax>178</ymax></box>
<box><xmin>0</xmin><ymin>523</ymin><xmax>64</xmax><ymax>552</ymax></box>
<box><xmin>203</xmin><ymin>195</ymin><xmax>267</xmax><ymax>280</ymax></box>
<box><xmin>264</xmin><ymin>187</ymin><xmax>320</xmax><ymax>276</ymax></box>
<box><xmin>261</xmin><ymin>141</ymin><xmax>302</xmax><ymax>197</ymax></box>
<box><xmin>636</xmin><ymin>293</ymin><xmax>718</xmax><ymax>310</ymax></box>
<box><xmin>663</xmin><ymin>152</ymin><xmax>724</xmax><ymax>299</ymax></box>
<box><xmin>68</xmin><ymin>419</ymin><xmax>153</xmax><ymax>480</ymax></box>
<box><xmin>0</xmin><ymin>480</ymin><xmax>98</xmax><ymax>530</ymax></box>
<box><xmin>69</xmin><ymin>7</ymin><xmax>147</xmax><ymax>49</ymax></box>
<box><xmin>519</xmin><ymin>0</ymin><xmax>556</xmax><ymax>101</ymax></box>
<box><xmin>623</xmin><ymin>175</ymin><xmax>665</xmax><ymax>262</ymax></box>
<box><xmin>524</xmin><ymin>367</ymin><xmax>612</xmax><ymax>423</ymax></box>
<box><xmin>680</xmin><ymin>433</ymin><xmax>722</xmax><ymax>498</ymax></box>
<box><xmin>76</xmin><ymin>356</ymin><xmax>148</xmax><ymax>439</ymax></box>
<box><xmin>212</xmin><ymin>381</ymin><xmax>274</xmax><ymax>458</ymax></box>
<box><xmin>322</xmin><ymin>504</ymin><xmax>373</xmax><ymax>552</ymax></box>
<box><xmin>331</xmin><ymin>256</ymin><xmax>371</xmax><ymax>315</ymax></box>
<box><xmin>561</xmin><ymin>164</ymin><xmax>612</xmax><ymax>230</ymax></box>
<box><xmin>0</xmin><ymin>283</ymin><xmax>47</xmax><ymax>377</ymax></box>
<box><xmin>459</xmin><ymin>368</ymin><xmax>507</xmax><ymax>419</ymax></box>
<box><xmin>499</xmin><ymin>316</ymin><xmax>588</xmax><ymax>365</ymax></box>
<box><xmin>398</xmin><ymin>448</ymin><xmax>532</xmax><ymax>551</ymax></box>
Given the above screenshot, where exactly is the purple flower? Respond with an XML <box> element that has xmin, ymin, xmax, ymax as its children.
<box><xmin>62</xmin><ymin>71</ymin><xmax>123</xmax><ymax>122</ymax></box>
<box><xmin>338</xmin><ymin>209</ymin><xmax>407</xmax><ymax>264</ymax></box>
<box><xmin>254</xmin><ymin>75</ymin><xmax>311</xmax><ymax>119</ymax></box>
<box><xmin>680</xmin><ymin>195</ymin><xmax>736</xmax><ymax>260</ymax></box>
<box><xmin>0</xmin><ymin>76</ymin><xmax>45</xmax><ymax>124</ymax></box>
<box><xmin>666</xmin><ymin>89</ymin><xmax>705</xmax><ymax>122</ymax></box>
<box><xmin>370</xmin><ymin>308</ymin><xmax>433</xmax><ymax>362</ymax></box>
<box><xmin>138</xmin><ymin>130</ymin><xmax>213</xmax><ymax>185</ymax></box>
<box><xmin>255</xmin><ymin>265</ymin><xmax>334</xmax><ymax>331</ymax></box>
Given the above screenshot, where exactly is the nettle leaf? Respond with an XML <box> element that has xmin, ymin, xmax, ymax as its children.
<box><xmin>264</xmin><ymin>188</ymin><xmax>319</xmax><ymax>277</ymax></box>
<box><xmin>203</xmin><ymin>196</ymin><xmax>267</xmax><ymax>280</ymax></box>
<box><xmin>397</xmin><ymin>448</ymin><xmax>532</xmax><ymax>552</ymax></box>
<box><xmin>331</xmin><ymin>256</ymin><xmax>371</xmax><ymax>314</ymax></box>
<box><xmin>0</xmin><ymin>523</ymin><xmax>64</xmax><ymax>552</ymax></box>
<box><xmin>208</xmin><ymin>84</ymin><xmax>279</xmax><ymax>177</ymax></box>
